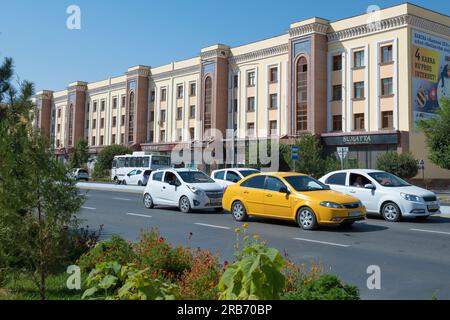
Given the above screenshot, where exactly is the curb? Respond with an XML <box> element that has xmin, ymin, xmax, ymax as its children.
<box><xmin>76</xmin><ymin>182</ymin><xmax>144</xmax><ymax>195</ymax></box>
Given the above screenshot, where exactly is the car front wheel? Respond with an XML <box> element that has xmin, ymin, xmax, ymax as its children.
<box><xmin>297</xmin><ymin>207</ymin><xmax>318</xmax><ymax>230</ymax></box>
<box><xmin>381</xmin><ymin>202</ymin><xmax>402</xmax><ymax>222</ymax></box>
<box><xmin>231</xmin><ymin>201</ymin><xmax>248</xmax><ymax>221</ymax></box>
<box><xmin>143</xmin><ymin>193</ymin><xmax>154</xmax><ymax>209</ymax></box>
<box><xmin>179</xmin><ymin>196</ymin><xmax>192</xmax><ymax>213</ymax></box>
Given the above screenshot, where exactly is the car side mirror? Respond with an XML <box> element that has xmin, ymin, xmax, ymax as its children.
<box><xmin>279</xmin><ymin>186</ymin><xmax>290</xmax><ymax>194</ymax></box>
<box><xmin>364</xmin><ymin>184</ymin><xmax>376</xmax><ymax>190</ymax></box>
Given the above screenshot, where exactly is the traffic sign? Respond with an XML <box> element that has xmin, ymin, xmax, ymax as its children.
<box><xmin>291</xmin><ymin>145</ymin><xmax>299</xmax><ymax>161</ymax></box>
<box><xmin>336</xmin><ymin>147</ymin><xmax>349</xmax><ymax>161</ymax></box>
<box><xmin>417</xmin><ymin>159</ymin><xmax>425</xmax><ymax>170</ymax></box>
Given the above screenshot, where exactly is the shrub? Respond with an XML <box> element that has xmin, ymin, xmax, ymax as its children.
<box><xmin>134</xmin><ymin>229</ymin><xmax>192</xmax><ymax>281</ymax></box>
<box><xmin>77</xmin><ymin>235</ymin><xmax>136</xmax><ymax>272</ymax></box>
<box><xmin>376</xmin><ymin>151</ymin><xmax>418</xmax><ymax>179</ymax></box>
<box><xmin>281</xmin><ymin>274</ymin><xmax>359</xmax><ymax>300</ymax></box>
<box><xmin>94</xmin><ymin>145</ymin><xmax>132</xmax><ymax>173</ymax></box>
<box><xmin>178</xmin><ymin>249</ymin><xmax>221</xmax><ymax>300</ymax></box>
<box><xmin>282</xmin><ymin>255</ymin><xmax>323</xmax><ymax>294</ymax></box>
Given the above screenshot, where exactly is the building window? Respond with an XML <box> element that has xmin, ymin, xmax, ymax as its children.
<box><xmin>269</xmin><ymin>120</ymin><xmax>277</xmax><ymax>135</ymax></box>
<box><xmin>189</xmin><ymin>128</ymin><xmax>195</xmax><ymax>140</ymax></box>
<box><xmin>381</xmin><ymin>45</ymin><xmax>393</xmax><ymax>64</ymax></box>
<box><xmin>56</xmin><ymin>139</ymin><xmax>60</xmax><ymax>148</ymax></box>
<box><xmin>57</xmin><ymin>109</ymin><xmax>61</xmax><ymax>118</ymax></box>
<box><xmin>177</xmin><ymin>85</ymin><xmax>183</xmax><ymax>99</ymax></box>
<box><xmin>149</xmin><ymin>131</ymin><xmax>154</xmax><ymax>142</ymax></box>
<box><xmin>101</xmin><ymin>100</ymin><xmax>105</xmax><ymax>112</ymax></box>
<box><xmin>190</xmin><ymin>83</ymin><xmax>196</xmax><ymax>96</ymax></box>
<box><xmin>381</xmin><ymin>78</ymin><xmax>393</xmax><ymax>96</ymax></box>
<box><xmin>92</xmin><ymin>119</ymin><xmax>96</xmax><ymax>129</ymax></box>
<box><xmin>247</xmin><ymin>122</ymin><xmax>255</xmax><ymax>136</ymax></box>
<box><xmin>113</xmin><ymin>98</ymin><xmax>117</xmax><ymax>109</ymax></box>
<box><xmin>150</xmin><ymin>111</ymin><xmax>154</xmax><ymax>122</ymax></box>
<box><xmin>354</xmin><ymin>113</ymin><xmax>365</xmax><ymax>131</ymax></box>
<box><xmin>354</xmin><ymin>82</ymin><xmax>365</xmax><ymax>99</ymax></box>
<box><xmin>57</xmin><ymin>124</ymin><xmax>61</xmax><ymax>132</ymax></box>
<box><xmin>233</xmin><ymin>99</ymin><xmax>238</xmax><ymax>113</ymax></box>
<box><xmin>160</xmin><ymin>88</ymin><xmax>167</xmax><ymax>101</ymax></box>
<box><xmin>121</xmin><ymin>115</ymin><xmax>125</xmax><ymax>126</ymax></box>
<box><xmin>204</xmin><ymin>76</ymin><xmax>212</xmax><ymax>132</ymax></box>
<box><xmin>269</xmin><ymin>94</ymin><xmax>277</xmax><ymax>109</ymax></box>
<box><xmin>112</xmin><ymin>116</ymin><xmax>117</xmax><ymax>127</ymax></box>
<box><xmin>332</xmin><ymin>85</ymin><xmax>342</xmax><ymax>101</ymax></box>
<box><xmin>128</xmin><ymin>91</ymin><xmax>135</xmax><ymax>143</ymax></box>
<box><xmin>247</xmin><ymin>71</ymin><xmax>255</xmax><ymax>87</ymax></box>
<box><xmin>269</xmin><ymin>67</ymin><xmax>278</xmax><ymax>82</ymax></box>
<box><xmin>112</xmin><ymin>134</ymin><xmax>116</xmax><ymax>144</ymax></box>
<box><xmin>150</xmin><ymin>90</ymin><xmax>155</xmax><ymax>102</ymax></box>
<box><xmin>381</xmin><ymin>111</ymin><xmax>393</xmax><ymax>129</ymax></box>
<box><xmin>93</xmin><ymin>102</ymin><xmax>97</xmax><ymax>112</ymax></box>
<box><xmin>86</xmin><ymin>120</ymin><xmax>89</xmax><ymax>129</ymax></box>
<box><xmin>296</xmin><ymin>56</ymin><xmax>308</xmax><ymax>132</ymax></box>
<box><xmin>86</xmin><ymin>102</ymin><xmax>90</xmax><ymax>113</ymax></box>
<box><xmin>353</xmin><ymin>50</ymin><xmax>365</xmax><ymax>68</ymax></box>
<box><xmin>92</xmin><ymin>136</ymin><xmax>96</xmax><ymax>146</ymax></box>
<box><xmin>68</xmin><ymin>104</ymin><xmax>74</xmax><ymax>146</ymax></box>
<box><xmin>160</xmin><ymin>130</ymin><xmax>166</xmax><ymax>142</ymax></box>
<box><xmin>177</xmin><ymin>107</ymin><xmax>183</xmax><ymax>120</ymax></box>
<box><xmin>233</xmin><ymin>75</ymin><xmax>239</xmax><ymax>88</ymax></box>
<box><xmin>121</xmin><ymin>96</ymin><xmax>126</xmax><ymax>108</ymax></box>
<box><xmin>160</xmin><ymin>110</ymin><xmax>166</xmax><ymax>123</ymax></box>
<box><xmin>332</xmin><ymin>54</ymin><xmax>342</xmax><ymax>71</ymax></box>
<box><xmin>121</xmin><ymin>134</ymin><xmax>124</xmax><ymax>143</ymax></box>
<box><xmin>176</xmin><ymin>129</ymin><xmax>182</xmax><ymax>141</ymax></box>
<box><xmin>189</xmin><ymin>105</ymin><xmax>195</xmax><ymax>119</ymax></box>
<box><xmin>100</xmin><ymin>118</ymin><xmax>105</xmax><ymax>129</ymax></box>
<box><xmin>100</xmin><ymin>135</ymin><xmax>104</xmax><ymax>146</ymax></box>
<box><xmin>332</xmin><ymin>115</ymin><xmax>342</xmax><ymax>132</ymax></box>
<box><xmin>247</xmin><ymin>97</ymin><xmax>255</xmax><ymax>112</ymax></box>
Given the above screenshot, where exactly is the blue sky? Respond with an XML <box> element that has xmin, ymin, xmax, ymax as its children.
<box><xmin>0</xmin><ymin>0</ymin><xmax>448</xmax><ymax>92</ymax></box>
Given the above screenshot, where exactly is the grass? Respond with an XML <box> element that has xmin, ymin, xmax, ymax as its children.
<box><xmin>0</xmin><ymin>271</ymin><xmax>84</xmax><ymax>300</ymax></box>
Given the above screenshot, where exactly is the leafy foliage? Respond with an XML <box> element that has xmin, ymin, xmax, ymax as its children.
<box><xmin>376</xmin><ymin>151</ymin><xmax>418</xmax><ymax>179</ymax></box>
<box><xmin>93</xmin><ymin>144</ymin><xmax>131</xmax><ymax>179</ymax></box>
<box><xmin>417</xmin><ymin>98</ymin><xmax>450</xmax><ymax>170</ymax></box>
<box><xmin>69</xmin><ymin>138</ymin><xmax>90</xmax><ymax>169</ymax></box>
<box><xmin>281</xmin><ymin>274</ymin><xmax>359</xmax><ymax>300</ymax></box>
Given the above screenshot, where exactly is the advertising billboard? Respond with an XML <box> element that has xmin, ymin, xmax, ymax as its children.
<box><xmin>411</xmin><ymin>30</ymin><xmax>450</xmax><ymax>126</ymax></box>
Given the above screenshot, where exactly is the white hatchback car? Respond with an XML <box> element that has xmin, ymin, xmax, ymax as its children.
<box><xmin>143</xmin><ymin>168</ymin><xmax>224</xmax><ymax>213</ymax></box>
<box><xmin>122</xmin><ymin>169</ymin><xmax>152</xmax><ymax>186</ymax></box>
<box><xmin>319</xmin><ymin>169</ymin><xmax>440</xmax><ymax>222</ymax></box>
<box><xmin>211</xmin><ymin>168</ymin><xmax>260</xmax><ymax>188</ymax></box>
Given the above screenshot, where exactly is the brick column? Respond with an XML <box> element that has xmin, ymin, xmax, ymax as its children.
<box><xmin>34</xmin><ymin>90</ymin><xmax>53</xmax><ymax>138</ymax></box>
<box><xmin>67</xmin><ymin>81</ymin><xmax>88</xmax><ymax>148</ymax></box>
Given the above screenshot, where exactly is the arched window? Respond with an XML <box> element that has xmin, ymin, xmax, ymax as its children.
<box><xmin>296</xmin><ymin>57</ymin><xmax>308</xmax><ymax>133</ymax></box>
<box><xmin>204</xmin><ymin>76</ymin><xmax>212</xmax><ymax>132</ymax></box>
<box><xmin>68</xmin><ymin>103</ymin><xmax>74</xmax><ymax>146</ymax></box>
<box><xmin>128</xmin><ymin>91</ymin><xmax>135</xmax><ymax>143</ymax></box>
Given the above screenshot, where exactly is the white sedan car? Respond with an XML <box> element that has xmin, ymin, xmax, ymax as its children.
<box><xmin>143</xmin><ymin>168</ymin><xmax>224</xmax><ymax>213</ymax></box>
<box><xmin>211</xmin><ymin>168</ymin><xmax>260</xmax><ymax>188</ymax></box>
<box><xmin>121</xmin><ymin>169</ymin><xmax>152</xmax><ymax>186</ymax></box>
<box><xmin>319</xmin><ymin>169</ymin><xmax>440</xmax><ymax>222</ymax></box>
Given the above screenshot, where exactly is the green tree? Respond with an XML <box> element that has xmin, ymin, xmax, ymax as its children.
<box><xmin>417</xmin><ymin>98</ymin><xmax>450</xmax><ymax>170</ymax></box>
<box><xmin>244</xmin><ymin>139</ymin><xmax>290</xmax><ymax>171</ymax></box>
<box><xmin>69</xmin><ymin>138</ymin><xmax>90</xmax><ymax>169</ymax></box>
<box><xmin>376</xmin><ymin>151</ymin><xmax>418</xmax><ymax>179</ymax></box>
<box><xmin>93</xmin><ymin>144</ymin><xmax>132</xmax><ymax>179</ymax></box>
<box><xmin>0</xmin><ymin>57</ymin><xmax>84</xmax><ymax>300</ymax></box>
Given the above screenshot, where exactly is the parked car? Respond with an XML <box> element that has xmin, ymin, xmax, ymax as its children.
<box><xmin>319</xmin><ymin>169</ymin><xmax>441</xmax><ymax>222</ymax></box>
<box><xmin>222</xmin><ymin>172</ymin><xmax>366</xmax><ymax>230</ymax></box>
<box><xmin>143</xmin><ymin>168</ymin><xmax>224</xmax><ymax>213</ymax></box>
<box><xmin>211</xmin><ymin>168</ymin><xmax>260</xmax><ymax>188</ymax></box>
<box><xmin>69</xmin><ymin>168</ymin><xmax>89</xmax><ymax>181</ymax></box>
<box><xmin>122</xmin><ymin>169</ymin><xmax>152</xmax><ymax>186</ymax></box>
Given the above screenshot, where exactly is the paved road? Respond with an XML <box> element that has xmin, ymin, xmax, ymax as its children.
<box><xmin>78</xmin><ymin>189</ymin><xmax>450</xmax><ymax>300</ymax></box>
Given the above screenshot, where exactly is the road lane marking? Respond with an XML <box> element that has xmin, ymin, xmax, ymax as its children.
<box><xmin>293</xmin><ymin>237</ymin><xmax>350</xmax><ymax>248</ymax></box>
<box><xmin>82</xmin><ymin>206</ymin><xmax>96</xmax><ymax>210</ymax></box>
<box><xmin>194</xmin><ymin>223</ymin><xmax>231</xmax><ymax>230</ymax></box>
<box><xmin>113</xmin><ymin>197</ymin><xmax>132</xmax><ymax>201</ymax></box>
<box><xmin>410</xmin><ymin>228</ymin><xmax>450</xmax><ymax>236</ymax></box>
<box><xmin>126</xmin><ymin>213</ymin><xmax>152</xmax><ymax>218</ymax></box>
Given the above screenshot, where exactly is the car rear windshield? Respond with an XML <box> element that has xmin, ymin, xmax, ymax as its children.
<box><xmin>78</xmin><ymin>170</ymin><xmax>88</xmax><ymax>174</ymax></box>
<box><xmin>284</xmin><ymin>175</ymin><xmax>328</xmax><ymax>192</ymax></box>
<box><xmin>239</xmin><ymin>170</ymin><xmax>260</xmax><ymax>177</ymax></box>
<box><xmin>178</xmin><ymin>171</ymin><xmax>214</xmax><ymax>184</ymax></box>
<box><xmin>368</xmin><ymin>172</ymin><xmax>410</xmax><ymax>187</ymax></box>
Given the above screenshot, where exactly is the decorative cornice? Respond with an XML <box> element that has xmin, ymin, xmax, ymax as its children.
<box><xmin>126</xmin><ymin>68</ymin><xmax>151</xmax><ymax>78</ymax></box>
<box><xmin>200</xmin><ymin>49</ymin><xmax>230</xmax><ymax>61</ymax></box>
<box><xmin>328</xmin><ymin>14</ymin><xmax>450</xmax><ymax>42</ymax></box>
<box><xmin>86</xmin><ymin>82</ymin><xmax>127</xmax><ymax>96</ymax></box>
<box><xmin>289</xmin><ymin>22</ymin><xmax>330</xmax><ymax>38</ymax></box>
<box><xmin>229</xmin><ymin>43</ymin><xmax>289</xmax><ymax>64</ymax></box>
<box><xmin>151</xmin><ymin>65</ymin><xmax>201</xmax><ymax>81</ymax></box>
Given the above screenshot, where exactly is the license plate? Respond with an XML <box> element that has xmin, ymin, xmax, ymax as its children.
<box><xmin>427</xmin><ymin>204</ymin><xmax>439</xmax><ymax>210</ymax></box>
<box><xmin>210</xmin><ymin>199</ymin><xmax>222</xmax><ymax>206</ymax></box>
<box><xmin>348</xmin><ymin>212</ymin><xmax>361</xmax><ymax>217</ymax></box>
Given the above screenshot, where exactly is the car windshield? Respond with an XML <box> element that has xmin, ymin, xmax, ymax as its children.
<box><xmin>284</xmin><ymin>175</ymin><xmax>329</xmax><ymax>192</ymax></box>
<box><xmin>368</xmin><ymin>172</ymin><xmax>410</xmax><ymax>187</ymax></box>
<box><xmin>78</xmin><ymin>170</ymin><xmax>88</xmax><ymax>174</ymax></box>
<box><xmin>239</xmin><ymin>170</ymin><xmax>260</xmax><ymax>177</ymax></box>
<box><xmin>178</xmin><ymin>171</ymin><xmax>215</xmax><ymax>184</ymax></box>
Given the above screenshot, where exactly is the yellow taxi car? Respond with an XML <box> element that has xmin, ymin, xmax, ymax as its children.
<box><xmin>222</xmin><ymin>172</ymin><xmax>366</xmax><ymax>230</ymax></box>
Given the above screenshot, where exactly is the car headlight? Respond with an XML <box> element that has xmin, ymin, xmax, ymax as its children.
<box><xmin>400</xmin><ymin>193</ymin><xmax>423</xmax><ymax>202</ymax></box>
<box><xmin>187</xmin><ymin>185</ymin><xmax>205</xmax><ymax>196</ymax></box>
<box><xmin>320</xmin><ymin>201</ymin><xmax>343</xmax><ymax>209</ymax></box>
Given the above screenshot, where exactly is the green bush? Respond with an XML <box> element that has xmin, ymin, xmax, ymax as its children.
<box><xmin>134</xmin><ymin>229</ymin><xmax>192</xmax><ymax>281</ymax></box>
<box><xmin>95</xmin><ymin>145</ymin><xmax>132</xmax><ymax>172</ymax></box>
<box><xmin>77</xmin><ymin>235</ymin><xmax>136</xmax><ymax>272</ymax></box>
<box><xmin>281</xmin><ymin>274</ymin><xmax>359</xmax><ymax>300</ymax></box>
<box><xmin>376</xmin><ymin>151</ymin><xmax>418</xmax><ymax>179</ymax></box>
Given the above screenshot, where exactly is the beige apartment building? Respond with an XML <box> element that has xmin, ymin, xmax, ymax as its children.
<box><xmin>33</xmin><ymin>3</ymin><xmax>450</xmax><ymax>183</ymax></box>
